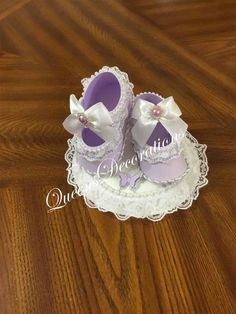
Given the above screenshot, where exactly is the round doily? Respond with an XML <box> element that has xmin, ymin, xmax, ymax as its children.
<box><xmin>65</xmin><ymin>132</ymin><xmax>209</xmax><ymax>221</ymax></box>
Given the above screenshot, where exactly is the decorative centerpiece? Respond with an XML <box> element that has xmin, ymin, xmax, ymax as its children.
<box><xmin>63</xmin><ymin>66</ymin><xmax>209</xmax><ymax>221</ymax></box>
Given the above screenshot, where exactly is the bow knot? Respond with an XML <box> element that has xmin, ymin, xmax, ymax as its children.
<box><xmin>63</xmin><ymin>94</ymin><xmax>117</xmax><ymax>142</ymax></box>
<box><xmin>131</xmin><ymin>96</ymin><xmax>188</xmax><ymax>147</ymax></box>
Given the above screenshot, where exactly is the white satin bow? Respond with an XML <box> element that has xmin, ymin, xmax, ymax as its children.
<box><xmin>131</xmin><ymin>96</ymin><xmax>188</xmax><ymax>147</ymax></box>
<box><xmin>63</xmin><ymin>94</ymin><xmax>117</xmax><ymax>142</ymax></box>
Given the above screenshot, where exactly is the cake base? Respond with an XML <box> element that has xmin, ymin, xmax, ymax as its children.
<box><xmin>65</xmin><ymin>132</ymin><xmax>208</xmax><ymax>221</ymax></box>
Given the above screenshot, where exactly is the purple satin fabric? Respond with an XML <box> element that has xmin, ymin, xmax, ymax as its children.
<box><xmin>81</xmin><ymin>72</ymin><xmax>121</xmax><ymax>147</ymax></box>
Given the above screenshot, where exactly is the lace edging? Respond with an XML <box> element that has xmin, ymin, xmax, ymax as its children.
<box><xmin>65</xmin><ymin>132</ymin><xmax>209</xmax><ymax>221</ymax></box>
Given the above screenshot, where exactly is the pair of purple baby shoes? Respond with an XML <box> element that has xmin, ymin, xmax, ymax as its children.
<box><xmin>63</xmin><ymin>66</ymin><xmax>188</xmax><ymax>183</ymax></box>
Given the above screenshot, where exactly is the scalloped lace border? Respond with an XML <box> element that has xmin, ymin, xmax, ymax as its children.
<box><xmin>65</xmin><ymin>132</ymin><xmax>209</xmax><ymax>221</ymax></box>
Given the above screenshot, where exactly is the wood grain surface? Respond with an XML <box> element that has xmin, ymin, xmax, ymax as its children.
<box><xmin>0</xmin><ymin>0</ymin><xmax>236</xmax><ymax>313</ymax></box>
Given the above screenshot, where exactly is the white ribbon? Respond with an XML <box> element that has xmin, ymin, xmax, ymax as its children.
<box><xmin>131</xmin><ymin>96</ymin><xmax>188</xmax><ymax>147</ymax></box>
<box><xmin>63</xmin><ymin>94</ymin><xmax>117</xmax><ymax>142</ymax></box>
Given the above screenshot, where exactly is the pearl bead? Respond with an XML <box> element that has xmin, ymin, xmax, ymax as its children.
<box><xmin>78</xmin><ymin>114</ymin><xmax>88</xmax><ymax>125</ymax></box>
<box><xmin>152</xmin><ymin>106</ymin><xmax>162</xmax><ymax>118</ymax></box>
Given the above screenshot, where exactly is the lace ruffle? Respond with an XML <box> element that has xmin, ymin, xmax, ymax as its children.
<box><xmin>133</xmin><ymin>140</ymin><xmax>183</xmax><ymax>163</ymax></box>
<box><xmin>65</xmin><ymin>132</ymin><xmax>209</xmax><ymax>221</ymax></box>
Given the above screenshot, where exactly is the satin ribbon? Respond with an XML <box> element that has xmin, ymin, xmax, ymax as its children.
<box><xmin>131</xmin><ymin>96</ymin><xmax>188</xmax><ymax>147</ymax></box>
<box><xmin>63</xmin><ymin>94</ymin><xmax>117</xmax><ymax>142</ymax></box>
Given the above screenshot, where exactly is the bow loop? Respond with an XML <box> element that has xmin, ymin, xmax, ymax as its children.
<box><xmin>159</xmin><ymin>96</ymin><xmax>182</xmax><ymax>120</ymax></box>
<box><xmin>63</xmin><ymin>94</ymin><xmax>117</xmax><ymax>142</ymax></box>
<box><xmin>70</xmin><ymin>94</ymin><xmax>84</xmax><ymax>115</ymax></box>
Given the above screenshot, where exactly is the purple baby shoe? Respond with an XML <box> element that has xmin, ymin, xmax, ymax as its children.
<box><xmin>131</xmin><ymin>92</ymin><xmax>188</xmax><ymax>183</ymax></box>
<box><xmin>63</xmin><ymin>66</ymin><xmax>134</xmax><ymax>175</ymax></box>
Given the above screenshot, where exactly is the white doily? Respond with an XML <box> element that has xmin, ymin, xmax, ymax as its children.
<box><xmin>65</xmin><ymin>132</ymin><xmax>209</xmax><ymax>221</ymax></box>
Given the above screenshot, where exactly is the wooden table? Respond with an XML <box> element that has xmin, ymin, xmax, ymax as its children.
<box><xmin>0</xmin><ymin>1</ymin><xmax>235</xmax><ymax>313</ymax></box>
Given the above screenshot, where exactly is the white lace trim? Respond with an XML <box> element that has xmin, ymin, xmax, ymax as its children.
<box><xmin>136</xmin><ymin>91</ymin><xmax>164</xmax><ymax>101</ymax></box>
<box><xmin>73</xmin><ymin>128</ymin><xmax>123</xmax><ymax>161</ymax></box>
<box><xmin>133</xmin><ymin>140</ymin><xmax>183</xmax><ymax>163</ymax></box>
<box><xmin>65</xmin><ymin>132</ymin><xmax>209</xmax><ymax>221</ymax></box>
<box><xmin>75</xmin><ymin>123</ymin><xmax>131</xmax><ymax>175</ymax></box>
